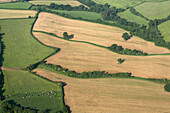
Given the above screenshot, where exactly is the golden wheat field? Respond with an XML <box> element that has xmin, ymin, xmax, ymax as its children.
<box><xmin>33</xmin><ymin>32</ymin><xmax>170</xmax><ymax>79</ymax></box>
<box><xmin>29</xmin><ymin>0</ymin><xmax>86</xmax><ymax>6</ymax></box>
<box><xmin>0</xmin><ymin>9</ymin><xmax>36</xmax><ymax>19</ymax></box>
<box><xmin>34</xmin><ymin>68</ymin><xmax>170</xmax><ymax>113</ymax></box>
<box><xmin>33</xmin><ymin>12</ymin><xmax>170</xmax><ymax>54</ymax></box>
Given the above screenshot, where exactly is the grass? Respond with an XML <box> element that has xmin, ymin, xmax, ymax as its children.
<box><xmin>33</xmin><ymin>12</ymin><xmax>170</xmax><ymax>54</ymax></box>
<box><xmin>0</xmin><ymin>18</ymin><xmax>54</xmax><ymax>68</ymax></box>
<box><xmin>0</xmin><ymin>2</ymin><xmax>32</xmax><ymax>10</ymax></box>
<box><xmin>0</xmin><ymin>9</ymin><xmax>36</xmax><ymax>19</ymax></box>
<box><xmin>32</xmin><ymin>31</ymin><xmax>170</xmax><ymax>79</ymax></box>
<box><xmin>49</xmin><ymin>9</ymin><xmax>102</xmax><ymax>20</ymax></box>
<box><xmin>118</xmin><ymin>9</ymin><xmax>148</xmax><ymax>25</ymax></box>
<box><xmin>134</xmin><ymin>1</ymin><xmax>170</xmax><ymax>19</ymax></box>
<box><xmin>34</xmin><ymin>68</ymin><xmax>170</xmax><ymax>113</ymax></box>
<box><xmin>92</xmin><ymin>0</ymin><xmax>167</xmax><ymax>8</ymax></box>
<box><xmin>29</xmin><ymin>0</ymin><xmax>85</xmax><ymax>6</ymax></box>
<box><xmin>2</xmin><ymin>70</ymin><xmax>65</xmax><ymax>112</ymax></box>
<box><xmin>158</xmin><ymin>20</ymin><xmax>170</xmax><ymax>42</ymax></box>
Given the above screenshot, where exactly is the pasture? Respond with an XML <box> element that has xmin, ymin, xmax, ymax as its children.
<box><xmin>0</xmin><ymin>18</ymin><xmax>54</xmax><ymax>68</ymax></box>
<box><xmin>33</xmin><ymin>12</ymin><xmax>170</xmax><ymax>54</ymax></box>
<box><xmin>0</xmin><ymin>2</ymin><xmax>32</xmax><ymax>9</ymax></box>
<box><xmin>33</xmin><ymin>32</ymin><xmax>170</xmax><ymax>79</ymax></box>
<box><xmin>0</xmin><ymin>9</ymin><xmax>36</xmax><ymax>19</ymax></box>
<box><xmin>118</xmin><ymin>9</ymin><xmax>148</xmax><ymax>25</ymax></box>
<box><xmin>92</xmin><ymin>0</ymin><xmax>167</xmax><ymax>8</ymax></box>
<box><xmin>158</xmin><ymin>20</ymin><xmax>170</xmax><ymax>42</ymax></box>
<box><xmin>49</xmin><ymin>9</ymin><xmax>102</xmax><ymax>20</ymax></box>
<box><xmin>134</xmin><ymin>1</ymin><xmax>170</xmax><ymax>19</ymax></box>
<box><xmin>34</xmin><ymin>68</ymin><xmax>170</xmax><ymax>113</ymax></box>
<box><xmin>29</xmin><ymin>0</ymin><xmax>85</xmax><ymax>6</ymax></box>
<box><xmin>3</xmin><ymin>70</ymin><xmax>65</xmax><ymax>112</ymax></box>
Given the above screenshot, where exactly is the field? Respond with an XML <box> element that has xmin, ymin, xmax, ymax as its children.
<box><xmin>49</xmin><ymin>9</ymin><xmax>102</xmax><ymax>20</ymax></box>
<box><xmin>158</xmin><ymin>20</ymin><xmax>170</xmax><ymax>42</ymax></box>
<box><xmin>2</xmin><ymin>70</ymin><xmax>65</xmax><ymax>112</ymax></box>
<box><xmin>134</xmin><ymin>1</ymin><xmax>170</xmax><ymax>19</ymax></box>
<box><xmin>0</xmin><ymin>9</ymin><xmax>36</xmax><ymax>19</ymax></box>
<box><xmin>29</xmin><ymin>0</ymin><xmax>86</xmax><ymax>6</ymax></box>
<box><xmin>0</xmin><ymin>0</ymin><xmax>15</xmax><ymax>3</ymax></box>
<box><xmin>33</xmin><ymin>12</ymin><xmax>170</xmax><ymax>54</ymax></box>
<box><xmin>0</xmin><ymin>18</ymin><xmax>54</xmax><ymax>68</ymax></box>
<box><xmin>34</xmin><ymin>68</ymin><xmax>170</xmax><ymax>113</ymax></box>
<box><xmin>0</xmin><ymin>2</ymin><xmax>32</xmax><ymax>9</ymax></box>
<box><xmin>118</xmin><ymin>9</ymin><xmax>148</xmax><ymax>25</ymax></box>
<box><xmin>33</xmin><ymin>32</ymin><xmax>170</xmax><ymax>79</ymax></box>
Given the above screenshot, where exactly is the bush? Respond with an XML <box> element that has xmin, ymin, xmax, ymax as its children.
<box><xmin>164</xmin><ymin>84</ymin><xmax>170</xmax><ymax>92</ymax></box>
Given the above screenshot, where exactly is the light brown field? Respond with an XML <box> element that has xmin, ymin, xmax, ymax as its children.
<box><xmin>29</xmin><ymin>0</ymin><xmax>86</xmax><ymax>6</ymax></box>
<box><xmin>33</xmin><ymin>32</ymin><xmax>170</xmax><ymax>79</ymax></box>
<box><xmin>0</xmin><ymin>0</ymin><xmax>15</xmax><ymax>3</ymax></box>
<box><xmin>34</xmin><ymin>68</ymin><xmax>170</xmax><ymax>113</ymax></box>
<box><xmin>0</xmin><ymin>9</ymin><xmax>36</xmax><ymax>19</ymax></box>
<box><xmin>33</xmin><ymin>12</ymin><xmax>170</xmax><ymax>54</ymax></box>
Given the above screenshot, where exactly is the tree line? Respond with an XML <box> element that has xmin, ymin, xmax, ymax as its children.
<box><xmin>41</xmin><ymin>63</ymin><xmax>132</xmax><ymax>78</ymax></box>
<box><xmin>108</xmin><ymin>44</ymin><xmax>148</xmax><ymax>56</ymax></box>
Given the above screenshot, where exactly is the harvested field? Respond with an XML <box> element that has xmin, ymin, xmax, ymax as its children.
<box><xmin>29</xmin><ymin>0</ymin><xmax>86</xmax><ymax>6</ymax></box>
<box><xmin>33</xmin><ymin>12</ymin><xmax>170</xmax><ymax>54</ymax></box>
<box><xmin>0</xmin><ymin>9</ymin><xmax>36</xmax><ymax>19</ymax></box>
<box><xmin>0</xmin><ymin>0</ymin><xmax>15</xmax><ymax>3</ymax></box>
<box><xmin>33</xmin><ymin>32</ymin><xmax>170</xmax><ymax>79</ymax></box>
<box><xmin>34</xmin><ymin>68</ymin><xmax>170</xmax><ymax>113</ymax></box>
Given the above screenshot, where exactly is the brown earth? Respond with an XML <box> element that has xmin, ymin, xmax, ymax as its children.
<box><xmin>33</xmin><ymin>32</ymin><xmax>170</xmax><ymax>79</ymax></box>
<box><xmin>33</xmin><ymin>12</ymin><xmax>170</xmax><ymax>54</ymax></box>
<box><xmin>34</xmin><ymin>68</ymin><xmax>170</xmax><ymax>113</ymax></box>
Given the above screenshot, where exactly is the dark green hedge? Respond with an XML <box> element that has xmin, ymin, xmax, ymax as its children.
<box><xmin>164</xmin><ymin>84</ymin><xmax>170</xmax><ymax>92</ymax></box>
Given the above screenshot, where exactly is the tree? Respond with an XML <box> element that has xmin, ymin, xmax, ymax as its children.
<box><xmin>117</xmin><ymin>58</ymin><xmax>125</xmax><ymax>64</ymax></box>
<box><xmin>122</xmin><ymin>32</ymin><xmax>130</xmax><ymax>40</ymax></box>
<box><xmin>63</xmin><ymin>32</ymin><xmax>69</xmax><ymax>39</ymax></box>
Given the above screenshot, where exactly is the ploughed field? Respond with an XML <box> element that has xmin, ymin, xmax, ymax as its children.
<box><xmin>33</xmin><ymin>32</ymin><xmax>170</xmax><ymax>79</ymax></box>
<box><xmin>34</xmin><ymin>68</ymin><xmax>170</xmax><ymax>113</ymax></box>
<box><xmin>33</xmin><ymin>12</ymin><xmax>170</xmax><ymax>54</ymax></box>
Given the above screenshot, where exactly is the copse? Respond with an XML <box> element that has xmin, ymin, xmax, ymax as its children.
<box><xmin>122</xmin><ymin>32</ymin><xmax>131</xmax><ymax>40</ymax></box>
<box><xmin>63</xmin><ymin>32</ymin><xmax>69</xmax><ymax>39</ymax></box>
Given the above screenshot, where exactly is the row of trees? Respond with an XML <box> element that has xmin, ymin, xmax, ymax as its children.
<box><xmin>129</xmin><ymin>7</ymin><xmax>149</xmax><ymax>21</ymax></box>
<box><xmin>108</xmin><ymin>44</ymin><xmax>148</xmax><ymax>56</ymax></box>
<box><xmin>41</xmin><ymin>63</ymin><xmax>132</xmax><ymax>78</ymax></box>
<box><xmin>1</xmin><ymin>100</ymin><xmax>37</xmax><ymax>113</ymax></box>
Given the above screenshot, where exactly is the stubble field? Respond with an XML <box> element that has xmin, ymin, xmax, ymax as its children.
<box><xmin>34</xmin><ymin>68</ymin><xmax>170</xmax><ymax>113</ymax></box>
<box><xmin>33</xmin><ymin>12</ymin><xmax>170</xmax><ymax>54</ymax></box>
<box><xmin>33</xmin><ymin>32</ymin><xmax>170</xmax><ymax>79</ymax></box>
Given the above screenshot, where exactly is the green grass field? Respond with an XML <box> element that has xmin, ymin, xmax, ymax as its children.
<box><xmin>134</xmin><ymin>1</ymin><xmax>170</xmax><ymax>19</ymax></box>
<box><xmin>158</xmin><ymin>20</ymin><xmax>170</xmax><ymax>42</ymax></box>
<box><xmin>50</xmin><ymin>9</ymin><xmax>102</xmax><ymax>20</ymax></box>
<box><xmin>2</xmin><ymin>70</ymin><xmax>65</xmax><ymax>112</ymax></box>
<box><xmin>118</xmin><ymin>9</ymin><xmax>148</xmax><ymax>25</ymax></box>
<box><xmin>92</xmin><ymin>0</ymin><xmax>166</xmax><ymax>8</ymax></box>
<box><xmin>0</xmin><ymin>2</ymin><xmax>32</xmax><ymax>9</ymax></box>
<box><xmin>0</xmin><ymin>18</ymin><xmax>54</xmax><ymax>68</ymax></box>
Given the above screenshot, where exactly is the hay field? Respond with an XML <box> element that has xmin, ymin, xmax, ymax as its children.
<box><xmin>134</xmin><ymin>1</ymin><xmax>170</xmax><ymax>19</ymax></box>
<box><xmin>34</xmin><ymin>68</ymin><xmax>170</xmax><ymax>113</ymax></box>
<box><xmin>33</xmin><ymin>32</ymin><xmax>170</xmax><ymax>79</ymax></box>
<box><xmin>29</xmin><ymin>0</ymin><xmax>85</xmax><ymax>6</ymax></box>
<box><xmin>0</xmin><ymin>9</ymin><xmax>36</xmax><ymax>19</ymax></box>
<box><xmin>158</xmin><ymin>20</ymin><xmax>170</xmax><ymax>42</ymax></box>
<box><xmin>118</xmin><ymin>9</ymin><xmax>148</xmax><ymax>25</ymax></box>
<box><xmin>33</xmin><ymin>12</ymin><xmax>170</xmax><ymax>54</ymax></box>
